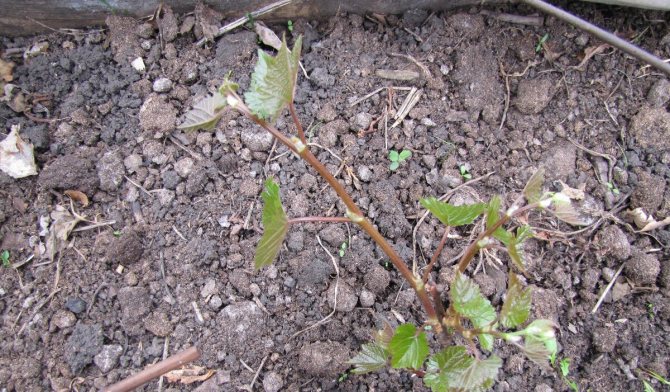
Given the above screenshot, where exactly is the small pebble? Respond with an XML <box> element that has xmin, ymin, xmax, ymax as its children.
<box><xmin>52</xmin><ymin>310</ymin><xmax>77</xmax><ymax>329</ymax></box>
<box><xmin>284</xmin><ymin>276</ymin><xmax>296</xmax><ymax>288</ymax></box>
<box><xmin>152</xmin><ymin>77</ymin><xmax>173</xmax><ymax>93</ymax></box>
<box><xmin>209</xmin><ymin>295</ymin><xmax>223</xmax><ymax>310</ymax></box>
<box><xmin>359</xmin><ymin>290</ymin><xmax>375</xmax><ymax>307</ymax></box>
<box><xmin>65</xmin><ymin>297</ymin><xmax>87</xmax><ymax>314</ymax></box>
<box><xmin>357</xmin><ymin>166</ymin><xmax>373</xmax><ymax>182</ymax></box>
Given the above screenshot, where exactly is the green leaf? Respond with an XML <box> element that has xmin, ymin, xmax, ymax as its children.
<box><xmin>523</xmin><ymin>169</ymin><xmax>544</xmax><ymax>204</ymax></box>
<box><xmin>388</xmin><ymin>324</ymin><xmax>429</xmax><ymax>369</ymax></box>
<box><xmin>254</xmin><ymin>178</ymin><xmax>289</xmax><ymax>269</ymax></box>
<box><xmin>478</xmin><ymin>333</ymin><xmax>494</xmax><ymax>352</ymax></box>
<box><xmin>389</xmin><ymin>150</ymin><xmax>399</xmax><ymax>161</ymax></box>
<box><xmin>486</xmin><ymin>196</ymin><xmax>514</xmax><ymax>245</ymax></box>
<box><xmin>559</xmin><ymin>358</ymin><xmax>571</xmax><ymax>377</ymax></box>
<box><xmin>244</xmin><ymin>35</ymin><xmax>302</xmax><ymax>121</ymax></box>
<box><xmin>425</xmin><ymin>346</ymin><xmax>502</xmax><ymax>392</ymax></box>
<box><xmin>399</xmin><ymin>149</ymin><xmax>412</xmax><ymax>161</ymax></box>
<box><xmin>516</xmin><ymin>225</ymin><xmax>533</xmax><ymax>244</ymax></box>
<box><xmin>521</xmin><ymin>320</ymin><xmax>557</xmax><ymax>368</ymax></box>
<box><xmin>523</xmin><ymin>335</ymin><xmax>553</xmax><ymax>368</ymax></box>
<box><xmin>348</xmin><ymin>342</ymin><xmax>389</xmax><ymax>374</ymax></box>
<box><xmin>389</xmin><ymin>161</ymin><xmax>399</xmax><ymax>171</ymax></box>
<box><xmin>420</xmin><ymin>198</ymin><xmax>487</xmax><ymax>227</ymax></box>
<box><xmin>178</xmin><ymin>92</ymin><xmax>227</xmax><ymax>132</ymax></box>
<box><xmin>643</xmin><ymin>380</ymin><xmax>656</xmax><ymax>392</ymax></box>
<box><xmin>450</xmin><ymin>273</ymin><xmax>496</xmax><ymax>331</ymax></box>
<box><xmin>500</xmin><ymin>272</ymin><xmax>531</xmax><ymax>329</ymax></box>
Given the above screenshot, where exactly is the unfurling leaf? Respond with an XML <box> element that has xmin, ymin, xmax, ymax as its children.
<box><xmin>254</xmin><ymin>178</ymin><xmax>289</xmax><ymax>269</ymax></box>
<box><xmin>520</xmin><ymin>319</ymin><xmax>558</xmax><ymax>368</ymax></box>
<box><xmin>388</xmin><ymin>324</ymin><xmax>429</xmax><ymax>369</ymax></box>
<box><xmin>500</xmin><ymin>272</ymin><xmax>531</xmax><ymax>329</ymax></box>
<box><xmin>424</xmin><ymin>346</ymin><xmax>502</xmax><ymax>392</ymax></box>
<box><xmin>244</xmin><ymin>35</ymin><xmax>302</xmax><ymax>121</ymax></box>
<box><xmin>421</xmin><ymin>198</ymin><xmax>487</xmax><ymax>227</ymax></box>
<box><xmin>450</xmin><ymin>273</ymin><xmax>496</xmax><ymax>332</ymax></box>
<box><xmin>178</xmin><ymin>92</ymin><xmax>227</xmax><ymax>132</ymax></box>
<box><xmin>349</xmin><ymin>343</ymin><xmax>389</xmax><ymax>374</ymax></box>
<box><xmin>523</xmin><ymin>169</ymin><xmax>544</xmax><ymax>204</ymax></box>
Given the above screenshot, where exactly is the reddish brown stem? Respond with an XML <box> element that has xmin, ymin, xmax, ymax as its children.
<box><xmin>102</xmin><ymin>346</ymin><xmax>200</xmax><ymax>392</ymax></box>
<box><xmin>456</xmin><ymin>203</ymin><xmax>538</xmax><ymax>274</ymax></box>
<box><xmin>422</xmin><ymin>227</ymin><xmax>451</xmax><ymax>283</ymax></box>
<box><xmin>428</xmin><ymin>283</ymin><xmax>446</xmax><ymax>323</ymax></box>
<box><xmin>288</xmin><ymin>216</ymin><xmax>352</xmax><ymax>224</ymax></box>
<box><xmin>233</xmin><ymin>96</ymin><xmax>438</xmax><ymax>325</ymax></box>
<box><xmin>289</xmin><ymin>102</ymin><xmax>307</xmax><ymax>145</ymax></box>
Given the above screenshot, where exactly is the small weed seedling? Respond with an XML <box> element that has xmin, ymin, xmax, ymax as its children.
<box><xmin>606</xmin><ymin>181</ymin><xmax>620</xmax><ymax>195</ymax></box>
<box><xmin>287</xmin><ymin>20</ymin><xmax>294</xmax><ymax>32</ymax></box>
<box><xmin>339</xmin><ymin>241</ymin><xmax>348</xmax><ymax>257</ymax></box>
<box><xmin>639</xmin><ymin>368</ymin><xmax>670</xmax><ymax>392</ymax></box>
<box><xmin>536</xmin><ymin>33</ymin><xmax>549</xmax><ymax>53</ymax></box>
<box><xmin>179</xmin><ymin>36</ymin><xmax>586</xmax><ymax>391</ymax></box>
<box><xmin>459</xmin><ymin>164</ymin><xmax>472</xmax><ymax>180</ymax></box>
<box><xmin>1</xmin><ymin>250</ymin><xmax>10</xmax><ymax>268</ymax></box>
<box><xmin>388</xmin><ymin>149</ymin><xmax>411</xmax><ymax>171</ymax></box>
<box><xmin>558</xmin><ymin>358</ymin><xmax>579</xmax><ymax>391</ymax></box>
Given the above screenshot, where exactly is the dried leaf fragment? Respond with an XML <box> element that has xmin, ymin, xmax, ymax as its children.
<box><xmin>64</xmin><ymin>190</ymin><xmax>90</xmax><ymax>207</ymax></box>
<box><xmin>0</xmin><ymin>125</ymin><xmax>38</xmax><ymax>178</ymax></box>
<box><xmin>375</xmin><ymin>69</ymin><xmax>420</xmax><ymax>81</ymax></box>
<box><xmin>627</xmin><ymin>208</ymin><xmax>670</xmax><ymax>232</ymax></box>
<box><xmin>0</xmin><ymin>59</ymin><xmax>15</xmax><ymax>82</ymax></box>
<box><xmin>254</xmin><ymin>22</ymin><xmax>282</xmax><ymax>50</ymax></box>
<box><xmin>45</xmin><ymin>205</ymin><xmax>83</xmax><ymax>261</ymax></box>
<box><xmin>164</xmin><ymin>365</ymin><xmax>215</xmax><ymax>384</ymax></box>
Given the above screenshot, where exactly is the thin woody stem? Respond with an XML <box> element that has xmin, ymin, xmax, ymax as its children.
<box><xmin>422</xmin><ymin>227</ymin><xmax>451</xmax><ymax>283</ymax></box>
<box><xmin>233</xmin><ymin>96</ymin><xmax>438</xmax><ymax>324</ymax></box>
<box><xmin>288</xmin><ymin>216</ymin><xmax>351</xmax><ymax>224</ymax></box>
<box><xmin>289</xmin><ymin>102</ymin><xmax>307</xmax><ymax>145</ymax></box>
<box><xmin>456</xmin><ymin>203</ymin><xmax>539</xmax><ymax>273</ymax></box>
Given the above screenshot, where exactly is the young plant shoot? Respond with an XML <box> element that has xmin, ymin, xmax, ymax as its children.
<box><xmin>178</xmin><ymin>36</ymin><xmax>586</xmax><ymax>391</ymax></box>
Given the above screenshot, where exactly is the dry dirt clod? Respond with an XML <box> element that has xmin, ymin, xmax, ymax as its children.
<box><xmin>514</xmin><ymin>77</ymin><xmax>556</xmax><ymax>114</ymax></box>
<box><xmin>629</xmin><ymin>106</ymin><xmax>670</xmax><ymax>150</ymax></box>
<box><xmin>624</xmin><ymin>249</ymin><xmax>660</xmax><ymax>286</ymax></box>
<box><xmin>297</xmin><ymin>341</ymin><xmax>350</xmax><ymax>376</ymax></box>
<box><xmin>593</xmin><ymin>225</ymin><xmax>631</xmax><ymax>262</ymax></box>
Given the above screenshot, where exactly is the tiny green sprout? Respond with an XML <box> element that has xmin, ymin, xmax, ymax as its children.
<box><xmin>646</xmin><ymin>302</ymin><xmax>655</xmax><ymax>319</ymax></box>
<box><xmin>380</xmin><ymin>260</ymin><xmax>392</xmax><ymax>270</ymax></box>
<box><xmin>459</xmin><ymin>164</ymin><xmax>472</xmax><ymax>180</ymax></box>
<box><xmin>113</xmin><ymin>230</ymin><xmax>122</xmax><ymax>238</ymax></box>
<box><xmin>559</xmin><ymin>358</ymin><xmax>571</xmax><ymax>377</ymax></box>
<box><xmin>388</xmin><ymin>149</ymin><xmax>412</xmax><ymax>171</ymax></box>
<box><xmin>643</xmin><ymin>380</ymin><xmax>656</xmax><ymax>392</ymax></box>
<box><xmin>338</xmin><ymin>371</ymin><xmax>350</xmax><ymax>383</ymax></box>
<box><xmin>557</xmin><ymin>357</ymin><xmax>579</xmax><ymax>392</ymax></box>
<box><xmin>287</xmin><ymin>20</ymin><xmax>294</xmax><ymax>32</ymax></box>
<box><xmin>606</xmin><ymin>182</ymin><xmax>620</xmax><ymax>195</ymax></box>
<box><xmin>339</xmin><ymin>242</ymin><xmax>348</xmax><ymax>257</ymax></box>
<box><xmin>536</xmin><ymin>33</ymin><xmax>549</xmax><ymax>53</ymax></box>
<box><xmin>1</xmin><ymin>250</ymin><xmax>10</xmax><ymax>268</ymax></box>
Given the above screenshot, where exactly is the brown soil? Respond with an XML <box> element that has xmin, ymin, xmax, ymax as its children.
<box><xmin>1</xmin><ymin>2</ymin><xmax>669</xmax><ymax>391</ymax></box>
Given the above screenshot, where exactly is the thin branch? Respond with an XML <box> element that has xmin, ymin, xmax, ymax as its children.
<box><xmin>289</xmin><ymin>102</ymin><xmax>307</xmax><ymax>145</ymax></box>
<box><xmin>422</xmin><ymin>227</ymin><xmax>451</xmax><ymax>283</ymax></box>
<box><xmin>288</xmin><ymin>216</ymin><xmax>352</xmax><ymax>224</ymax></box>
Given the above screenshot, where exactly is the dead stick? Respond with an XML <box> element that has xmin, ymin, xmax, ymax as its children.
<box><xmin>102</xmin><ymin>346</ymin><xmax>200</xmax><ymax>392</ymax></box>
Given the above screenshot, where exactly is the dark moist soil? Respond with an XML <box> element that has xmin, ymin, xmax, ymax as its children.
<box><xmin>1</xmin><ymin>2</ymin><xmax>670</xmax><ymax>391</ymax></box>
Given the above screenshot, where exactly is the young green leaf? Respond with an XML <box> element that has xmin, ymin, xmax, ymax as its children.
<box><xmin>486</xmin><ymin>196</ymin><xmax>514</xmax><ymax>245</ymax></box>
<box><xmin>244</xmin><ymin>35</ymin><xmax>303</xmax><ymax>121</ymax></box>
<box><xmin>348</xmin><ymin>342</ymin><xmax>389</xmax><ymax>374</ymax></box>
<box><xmin>523</xmin><ymin>169</ymin><xmax>544</xmax><ymax>204</ymax></box>
<box><xmin>478</xmin><ymin>333</ymin><xmax>495</xmax><ymax>352</ymax></box>
<box><xmin>389</xmin><ymin>150</ymin><xmax>399</xmax><ymax>161</ymax></box>
<box><xmin>450</xmin><ymin>273</ymin><xmax>496</xmax><ymax>332</ymax></box>
<box><xmin>388</xmin><ymin>324</ymin><xmax>429</xmax><ymax>369</ymax></box>
<box><xmin>389</xmin><ymin>161</ymin><xmax>399</xmax><ymax>171</ymax></box>
<box><xmin>398</xmin><ymin>149</ymin><xmax>412</xmax><ymax>161</ymax></box>
<box><xmin>500</xmin><ymin>272</ymin><xmax>531</xmax><ymax>329</ymax></box>
<box><xmin>424</xmin><ymin>346</ymin><xmax>502</xmax><ymax>392</ymax></box>
<box><xmin>254</xmin><ymin>178</ymin><xmax>289</xmax><ymax>269</ymax></box>
<box><xmin>420</xmin><ymin>198</ymin><xmax>487</xmax><ymax>227</ymax></box>
<box><xmin>520</xmin><ymin>320</ymin><xmax>558</xmax><ymax>368</ymax></box>
<box><xmin>178</xmin><ymin>92</ymin><xmax>227</xmax><ymax>132</ymax></box>
<box><xmin>559</xmin><ymin>358</ymin><xmax>571</xmax><ymax>377</ymax></box>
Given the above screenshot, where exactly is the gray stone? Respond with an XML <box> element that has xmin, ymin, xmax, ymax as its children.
<box><xmin>298</xmin><ymin>341</ymin><xmax>350</xmax><ymax>376</ymax></box>
<box><xmin>263</xmin><ymin>371</ymin><xmax>284</xmax><ymax>392</ymax></box>
<box><xmin>353</xmin><ymin>112</ymin><xmax>372</xmax><ymax>130</ymax></box>
<box><xmin>201</xmin><ymin>278</ymin><xmax>217</xmax><ymax>298</ymax></box>
<box><xmin>310</xmin><ymin>67</ymin><xmax>335</xmax><ymax>88</ymax></box>
<box><xmin>241</xmin><ymin>129</ymin><xmax>273</xmax><ymax>152</ymax></box>
<box><xmin>51</xmin><ymin>309</ymin><xmax>76</xmax><ymax>329</ymax></box>
<box><xmin>647</xmin><ymin>79</ymin><xmax>670</xmax><ymax>107</ymax></box>
<box><xmin>161</xmin><ymin>170</ymin><xmax>180</xmax><ymax>189</ymax></box>
<box><xmin>65</xmin><ymin>297</ymin><xmax>87</xmax><ymax>314</ymax></box>
<box><xmin>124</xmin><ymin>154</ymin><xmax>143</xmax><ymax>173</ymax></box>
<box><xmin>152</xmin><ymin>77</ymin><xmax>173</xmax><ymax>93</ymax></box>
<box><xmin>209</xmin><ymin>295</ymin><xmax>223</xmax><ymax>310</ymax></box>
<box><xmin>326</xmin><ymin>281</ymin><xmax>357</xmax><ymax>312</ymax></box>
<box><xmin>94</xmin><ymin>345</ymin><xmax>123</xmax><ymax>373</ymax></box>
<box><xmin>174</xmin><ymin>157</ymin><xmax>194</xmax><ymax>178</ymax></box>
<box><xmin>359</xmin><ymin>289</ymin><xmax>375</xmax><ymax>307</ymax></box>
<box><xmin>357</xmin><ymin>165</ymin><xmax>373</xmax><ymax>182</ymax></box>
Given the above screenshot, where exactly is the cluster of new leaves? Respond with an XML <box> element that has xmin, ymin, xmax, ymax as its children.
<box><xmin>178</xmin><ymin>36</ymin><xmax>302</xmax><ymax>132</ymax></box>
